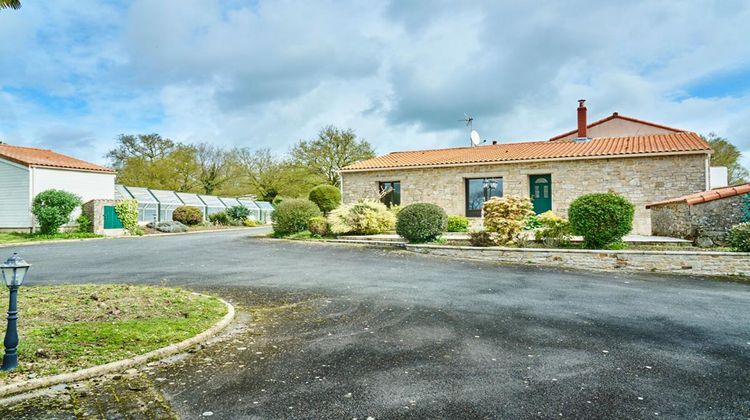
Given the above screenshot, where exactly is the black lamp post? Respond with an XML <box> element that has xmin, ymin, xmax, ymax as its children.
<box><xmin>0</xmin><ymin>253</ymin><xmax>30</xmax><ymax>371</ymax></box>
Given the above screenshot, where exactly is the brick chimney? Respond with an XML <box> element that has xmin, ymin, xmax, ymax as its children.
<box><xmin>577</xmin><ymin>99</ymin><xmax>587</xmax><ymax>138</ymax></box>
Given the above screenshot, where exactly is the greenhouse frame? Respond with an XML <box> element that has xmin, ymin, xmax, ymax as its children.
<box><xmin>115</xmin><ymin>185</ymin><xmax>273</xmax><ymax>224</ymax></box>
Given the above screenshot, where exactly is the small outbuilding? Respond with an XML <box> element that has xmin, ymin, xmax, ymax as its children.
<box><xmin>646</xmin><ymin>183</ymin><xmax>750</xmax><ymax>246</ymax></box>
<box><xmin>0</xmin><ymin>143</ymin><xmax>115</xmax><ymax>232</ymax></box>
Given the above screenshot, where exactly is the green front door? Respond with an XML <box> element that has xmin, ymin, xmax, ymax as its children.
<box><xmin>529</xmin><ymin>174</ymin><xmax>552</xmax><ymax>214</ymax></box>
<box><xmin>103</xmin><ymin>205</ymin><xmax>124</xmax><ymax>229</ymax></box>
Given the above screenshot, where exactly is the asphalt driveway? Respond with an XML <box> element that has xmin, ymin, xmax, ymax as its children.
<box><xmin>3</xmin><ymin>229</ymin><xmax>750</xmax><ymax>418</ymax></box>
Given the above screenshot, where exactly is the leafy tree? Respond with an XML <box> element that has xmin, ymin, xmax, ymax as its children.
<box><xmin>704</xmin><ymin>133</ymin><xmax>749</xmax><ymax>185</ymax></box>
<box><xmin>0</xmin><ymin>0</ymin><xmax>21</xmax><ymax>10</ymax></box>
<box><xmin>234</xmin><ymin>148</ymin><xmax>323</xmax><ymax>201</ymax></box>
<box><xmin>107</xmin><ymin>134</ymin><xmax>176</xmax><ymax>168</ymax></box>
<box><xmin>290</xmin><ymin>126</ymin><xmax>375</xmax><ymax>186</ymax></box>
<box><xmin>194</xmin><ymin>143</ymin><xmax>232</xmax><ymax>194</ymax></box>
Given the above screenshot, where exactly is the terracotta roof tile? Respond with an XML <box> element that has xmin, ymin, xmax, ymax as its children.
<box><xmin>646</xmin><ymin>183</ymin><xmax>750</xmax><ymax>208</ymax></box>
<box><xmin>342</xmin><ymin>132</ymin><xmax>711</xmax><ymax>172</ymax></box>
<box><xmin>0</xmin><ymin>143</ymin><xmax>115</xmax><ymax>173</ymax></box>
<box><xmin>548</xmin><ymin>113</ymin><xmax>685</xmax><ymax>141</ymax></box>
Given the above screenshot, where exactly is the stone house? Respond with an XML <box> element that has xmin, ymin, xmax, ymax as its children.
<box><xmin>340</xmin><ymin>101</ymin><xmax>715</xmax><ymax>235</ymax></box>
<box><xmin>646</xmin><ymin>183</ymin><xmax>750</xmax><ymax>246</ymax></box>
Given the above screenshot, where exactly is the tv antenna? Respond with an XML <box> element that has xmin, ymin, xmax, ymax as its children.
<box><xmin>458</xmin><ymin>113</ymin><xmax>474</xmax><ymax>130</ymax></box>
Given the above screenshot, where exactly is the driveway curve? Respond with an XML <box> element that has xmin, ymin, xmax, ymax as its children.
<box><xmin>5</xmin><ymin>229</ymin><xmax>750</xmax><ymax>418</ymax></box>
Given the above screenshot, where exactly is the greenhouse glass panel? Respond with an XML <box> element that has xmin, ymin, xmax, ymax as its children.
<box><xmin>175</xmin><ymin>192</ymin><xmax>207</xmax><ymax>220</ymax></box>
<box><xmin>150</xmin><ymin>189</ymin><xmax>184</xmax><ymax>222</ymax></box>
<box><xmin>237</xmin><ymin>199</ymin><xmax>261</xmax><ymax>221</ymax></box>
<box><xmin>115</xmin><ymin>184</ymin><xmax>133</xmax><ymax>200</ymax></box>
<box><xmin>124</xmin><ymin>186</ymin><xmax>159</xmax><ymax>223</ymax></box>
<box><xmin>254</xmin><ymin>201</ymin><xmax>274</xmax><ymax>223</ymax></box>
<box><xmin>199</xmin><ymin>195</ymin><xmax>227</xmax><ymax>215</ymax></box>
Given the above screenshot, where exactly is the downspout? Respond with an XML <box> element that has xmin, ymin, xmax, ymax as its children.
<box><xmin>705</xmin><ymin>154</ymin><xmax>710</xmax><ymax>190</ymax></box>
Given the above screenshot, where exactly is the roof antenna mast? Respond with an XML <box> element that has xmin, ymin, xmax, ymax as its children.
<box><xmin>459</xmin><ymin>113</ymin><xmax>485</xmax><ymax>147</ymax></box>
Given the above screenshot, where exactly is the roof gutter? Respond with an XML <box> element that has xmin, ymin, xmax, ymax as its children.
<box><xmin>340</xmin><ymin>150</ymin><xmax>711</xmax><ymax>173</ymax></box>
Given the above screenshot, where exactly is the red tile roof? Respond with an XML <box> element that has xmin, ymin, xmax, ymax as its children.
<box><xmin>548</xmin><ymin>113</ymin><xmax>685</xmax><ymax>141</ymax></box>
<box><xmin>0</xmin><ymin>143</ymin><xmax>115</xmax><ymax>173</ymax></box>
<box><xmin>646</xmin><ymin>183</ymin><xmax>750</xmax><ymax>208</ymax></box>
<box><xmin>341</xmin><ymin>132</ymin><xmax>711</xmax><ymax>172</ymax></box>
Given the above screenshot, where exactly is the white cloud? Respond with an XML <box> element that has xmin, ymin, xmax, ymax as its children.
<box><xmin>0</xmin><ymin>0</ymin><xmax>748</xmax><ymax>169</ymax></box>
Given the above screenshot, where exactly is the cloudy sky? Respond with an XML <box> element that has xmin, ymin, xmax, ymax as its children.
<box><xmin>1</xmin><ymin>0</ymin><xmax>749</xmax><ymax>167</ymax></box>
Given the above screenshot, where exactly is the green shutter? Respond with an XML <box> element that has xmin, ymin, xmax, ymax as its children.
<box><xmin>103</xmin><ymin>206</ymin><xmax>124</xmax><ymax>229</ymax></box>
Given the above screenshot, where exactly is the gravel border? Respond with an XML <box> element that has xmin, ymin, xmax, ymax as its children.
<box><xmin>0</xmin><ymin>294</ymin><xmax>235</xmax><ymax>398</ymax></box>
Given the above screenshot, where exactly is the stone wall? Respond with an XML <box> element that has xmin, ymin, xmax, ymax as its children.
<box><xmin>404</xmin><ymin>244</ymin><xmax>750</xmax><ymax>277</ymax></box>
<box><xmin>341</xmin><ymin>154</ymin><xmax>708</xmax><ymax>234</ymax></box>
<box><xmin>82</xmin><ymin>199</ymin><xmax>125</xmax><ymax>236</ymax></box>
<box><xmin>650</xmin><ymin>193</ymin><xmax>749</xmax><ymax>246</ymax></box>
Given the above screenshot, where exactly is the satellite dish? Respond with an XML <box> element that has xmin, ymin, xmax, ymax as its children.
<box><xmin>470</xmin><ymin>130</ymin><xmax>481</xmax><ymax>146</ymax></box>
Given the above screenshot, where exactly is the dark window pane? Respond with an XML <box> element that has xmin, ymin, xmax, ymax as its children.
<box><xmin>379</xmin><ymin>181</ymin><xmax>400</xmax><ymax>207</ymax></box>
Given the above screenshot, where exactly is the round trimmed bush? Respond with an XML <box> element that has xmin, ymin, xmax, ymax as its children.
<box><xmin>32</xmin><ymin>189</ymin><xmax>81</xmax><ymax>234</ymax></box>
<box><xmin>173</xmin><ymin>205</ymin><xmax>203</xmax><ymax>226</ymax></box>
<box><xmin>568</xmin><ymin>192</ymin><xmax>634</xmax><ymax>248</ymax></box>
<box><xmin>396</xmin><ymin>203</ymin><xmax>448</xmax><ymax>243</ymax></box>
<box><xmin>272</xmin><ymin>198</ymin><xmax>322</xmax><ymax>235</ymax></box>
<box><xmin>308</xmin><ymin>185</ymin><xmax>341</xmax><ymax>214</ymax></box>
<box><xmin>307</xmin><ymin>216</ymin><xmax>329</xmax><ymax>236</ymax></box>
<box><xmin>727</xmin><ymin>222</ymin><xmax>750</xmax><ymax>252</ymax></box>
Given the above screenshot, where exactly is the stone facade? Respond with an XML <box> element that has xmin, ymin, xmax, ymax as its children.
<box><xmin>341</xmin><ymin>154</ymin><xmax>708</xmax><ymax>235</ymax></box>
<box><xmin>405</xmin><ymin>244</ymin><xmax>750</xmax><ymax>277</ymax></box>
<box><xmin>82</xmin><ymin>199</ymin><xmax>125</xmax><ymax>236</ymax></box>
<box><xmin>650</xmin><ymin>193</ymin><xmax>749</xmax><ymax>246</ymax></box>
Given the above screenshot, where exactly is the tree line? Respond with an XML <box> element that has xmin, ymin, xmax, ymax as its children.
<box><xmin>107</xmin><ymin>126</ymin><xmax>375</xmax><ymax>201</ymax></box>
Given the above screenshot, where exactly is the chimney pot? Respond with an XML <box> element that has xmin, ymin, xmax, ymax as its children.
<box><xmin>577</xmin><ymin>99</ymin><xmax>587</xmax><ymax>138</ymax></box>
<box><xmin>492</xmin><ymin>140</ymin><xmax>497</xmax><ymax>145</ymax></box>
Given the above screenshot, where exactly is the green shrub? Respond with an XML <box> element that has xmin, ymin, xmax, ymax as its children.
<box><xmin>534</xmin><ymin>211</ymin><xmax>572</xmax><ymax>248</ymax></box>
<box><xmin>469</xmin><ymin>231</ymin><xmax>495</xmax><ymax>247</ymax></box>
<box><xmin>483</xmin><ymin>196</ymin><xmax>534</xmax><ymax>245</ymax></box>
<box><xmin>446</xmin><ymin>215</ymin><xmax>469</xmax><ymax>232</ymax></box>
<box><xmin>389</xmin><ymin>204</ymin><xmax>402</xmax><ymax>217</ymax></box>
<box><xmin>114</xmin><ymin>199</ymin><xmax>141</xmax><ymax>235</ymax></box>
<box><xmin>308</xmin><ymin>185</ymin><xmax>341</xmax><ymax>214</ymax></box>
<box><xmin>31</xmin><ymin>190</ymin><xmax>81</xmax><ymax>234</ymax></box>
<box><xmin>307</xmin><ymin>216</ymin><xmax>329</xmax><ymax>236</ymax></box>
<box><xmin>523</xmin><ymin>215</ymin><xmax>543</xmax><ymax>230</ymax></box>
<box><xmin>173</xmin><ymin>205</ymin><xmax>203</xmax><ymax>226</ymax></box>
<box><xmin>243</xmin><ymin>219</ymin><xmax>258</xmax><ymax>227</ymax></box>
<box><xmin>272</xmin><ymin>196</ymin><xmax>288</xmax><ymax>206</ymax></box>
<box><xmin>328</xmin><ymin>200</ymin><xmax>396</xmax><ymax>235</ymax></box>
<box><xmin>272</xmin><ymin>198</ymin><xmax>322</xmax><ymax>235</ymax></box>
<box><xmin>226</xmin><ymin>205</ymin><xmax>251</xmax><ymax>222</ymax></box>
<box><xmin>569</xmin><ymin>192</ymin><xmax>634</xmax><ymax>248</ymax></box>
<box><xmin>76</xmin><ymin>212</ymin><xmax>92</xmax><ymax>233</ymax></box>
<box><xmin>209</xmin><ymin>211</ymin><xmax>230</xmax><ymax>225</ymax></box>
<box><xmin>727</xmin><ymin>222</ymin><xmax>750</xmax><ymax>252</ymax></box>
<box><xmin>396</xmin><ymin>203</ymin><xmax>448</xmax><ymax>243</ymax></box>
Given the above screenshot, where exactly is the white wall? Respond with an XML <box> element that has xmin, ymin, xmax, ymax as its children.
<box><xmin>0</xmin><ymin>159</ymin><xmax>31</xmax><ymax>228</ymax></box>
<box><xmin>31</xmin><ymin>167</ymin><xmax>115</xmax><ymax>226</ymax></box>
<box><xmin>709</xmin><ymin>166</ymin><xmax>728</xmax><ymax>189</ymax></box>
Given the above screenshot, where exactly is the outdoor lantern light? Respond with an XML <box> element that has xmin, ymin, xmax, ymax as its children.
<box><xmin>483</xmin><ymin>178</ymin><xmax>498</xmax><ymax>199</ymax></box>
<box><xmin>0</xmin><ymin>253</ymin><xmax>30</xmax><ymax>371</ymax></box>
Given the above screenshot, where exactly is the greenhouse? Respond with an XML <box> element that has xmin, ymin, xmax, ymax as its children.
<box><xmin>256</xmin><ymin>201</ymin><xmax>275</xmax><ymax>224</ymax></box>
<box><xmin>124</xmin><ymin>186</ymin><xmax>159</xmax><ymax>224</ymax></box>
<box><xmin>150</xmin><ymin>189</ymin><xmax>184</xmax><ymax>222</ymax></box>
<box><xmin>237</xmin><ymin>198</ymin><xmax>261</xmax><ymax>221</ymax></box>
<box><xmin>114</xmin><ymin>184</ymin><xmax>273</xmax><ymax>224</ymax></box>
<box><xmin>200</xmin><ymin>195</ymin><xmax>228</xmax><ymax>216</ymax></box>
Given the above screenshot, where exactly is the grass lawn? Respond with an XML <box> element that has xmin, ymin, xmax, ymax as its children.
<box><xmin>0</xmin><ymin>284</ymin><xmax>227</xmax><ymax>384</ymax></box>
<box><xmin>0</xmin><ymin>232</ymin><xmax>102</xmax><ymax>245</ymax></box>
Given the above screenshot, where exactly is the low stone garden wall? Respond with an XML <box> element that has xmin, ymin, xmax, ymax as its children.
<box><xmin>403</xmin><ymin>244</ymin><xmax>750</xmax><ymax>277</ymax></box>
